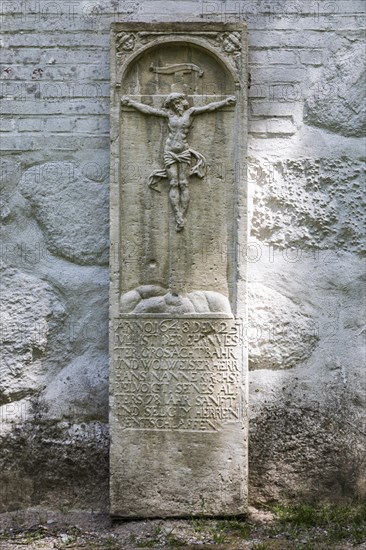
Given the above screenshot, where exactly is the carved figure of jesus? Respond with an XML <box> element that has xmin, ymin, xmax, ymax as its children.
<box><xmin>121</xmin><ymin>92</ymin><xmax>236</xmax><ymax>231</ymax></box>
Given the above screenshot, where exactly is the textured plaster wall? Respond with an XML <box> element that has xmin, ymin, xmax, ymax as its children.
<box><xmin>0</xmin><ymin>0</ymin><xmax>365</xmax><ymax>512</ymax></box>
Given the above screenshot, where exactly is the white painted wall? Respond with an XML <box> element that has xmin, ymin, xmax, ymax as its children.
<box><xmin>1</xmin><ymin>0</ymin><xmax>365</xmax><ymax>509</ymax></box>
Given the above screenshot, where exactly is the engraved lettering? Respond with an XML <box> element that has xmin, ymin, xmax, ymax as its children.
<box><xmin>113</xmin><ymin>318</ymin><xmax>243</xmax><ymax>432</ymax></box>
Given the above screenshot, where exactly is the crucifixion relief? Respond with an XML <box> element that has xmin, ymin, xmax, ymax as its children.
<box><xmin>121</xmin><ymin>92</ymin><xmax>236</xmax><ymax>231</ymax></box>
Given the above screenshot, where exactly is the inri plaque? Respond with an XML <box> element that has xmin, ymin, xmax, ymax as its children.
<box><xmin>110</xmin><ymin>22</ymin><xmax>248</xmax><ymax>518</ymax></box>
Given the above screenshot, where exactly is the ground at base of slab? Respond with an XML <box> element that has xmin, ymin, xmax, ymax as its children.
<box><xmin>0</xmin><ymin>504</ymin><xmax>365</xmax><ymax>549</ymax></box>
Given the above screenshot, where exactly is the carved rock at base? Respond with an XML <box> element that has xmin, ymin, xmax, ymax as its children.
<box><xmin>120</xmin><ymin>286</ymin><xmax>232</xmax><ymax>315</ymax></box>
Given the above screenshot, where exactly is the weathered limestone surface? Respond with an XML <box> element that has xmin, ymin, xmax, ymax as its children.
<box><xmin>248</xmin><ymin>282</ymin><xmax>319</xmax><ymax>370</ymax></box>
<box><xmin>250</xmin><ymin>158</ymin><xmax>365</xmax><ymax>253</ymax></box>
<box><xmin>304</xmin><ymin>37</ymin><xmax>366</xmax><ymax>137</ymax></box>
<box><xmin>0</xmin><ymin>1</ymin><xmax>365</xmax><ymax>514</ymax></box>
<box><xmin>20</xmin><ymin>162</ymin><xmax>109</xmax><ymax>265</ymax></box>
<box><xmin>0</xmin><ymin>263</ymin><xmax>65</xmax><ymax>404</ymax></box>
<box><xmin>1</xmin><ymin>159</ymin><xmax>110</xmax><ymax>510</ymax></box>
<box><xmin>247</xmin><ymin>154</ymin><xmax>365</xmax><ymax>502</ymax></box>
<box><xmin>249</xmin><ymin>251</ymin><xmax>366</xmax><ymax>503</ymax></box>
<box><xmin>109</xmin><ymin>22</ymin><xmax>248</xmax><ymax>518</ymax></box>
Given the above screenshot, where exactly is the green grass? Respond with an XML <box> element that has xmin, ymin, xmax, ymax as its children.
<box><xmin>189</xmin><ymin>516</ymin><xmax>208</xmax><ymax>532</ymax></box>
<box><xmin>216</xmin><ymin>517</ymin><xmax>251</xmax><ymax>539</ymax></box>
<box><xmin>188</xmin><ymin>503</ymin><xmax>366</xmax><ymax>548</ymax></box>
<box><xmin>102</xmin><ymin>535</ymin><xmax>120</xmax><ymax>549</ymax></box>
<box><xmin>270</xmin><ymin>502</ymin><xmax>366</xmax><ymax>544</ymax></box>
<box><xmin>136</xmin><ymin>540</ymin><xmax>157</xmax><ymax>548</ymax></box>
<box><xmin>190</xmin><ymin>515</ymin><xmax>251</xmax><ymax>541</ymax></box>
<box><xmin>166</xmin><ymin>533</ymin><xmax>186</xmax><ymax>547</ymax></box>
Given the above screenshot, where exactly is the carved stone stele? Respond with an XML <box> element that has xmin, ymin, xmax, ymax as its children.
<box><xmin>110</xmin><ymin>22</ymin><xmax>248</xmax><ymax>518</ymax></box>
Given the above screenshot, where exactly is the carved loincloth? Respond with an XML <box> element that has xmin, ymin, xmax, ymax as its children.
<box><xmin>148</xmin><ymin>148</ymin><xmax>206</xmax><ymax>191</ymax></box>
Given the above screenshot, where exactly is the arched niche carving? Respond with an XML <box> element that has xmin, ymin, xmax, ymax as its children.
<box><xmin>118</xmin><ymin>37</ymin><xmax>241</xmax><ymax>91</ymax></box>
<box><xmin>110</xmin><ymin>25</ymin><xmax>247</xmax><ymax>314</ymax></box>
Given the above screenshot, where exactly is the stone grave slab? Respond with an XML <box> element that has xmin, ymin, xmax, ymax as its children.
<box><xmin>110</xmin><ymin>22</ymin><xmax>248</xmax><ymax>518</ymax></box>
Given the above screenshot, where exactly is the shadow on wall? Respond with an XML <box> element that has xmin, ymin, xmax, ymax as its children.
<box><xmin>0</xmin><ymin>398</ymin><xmax>110</xmax><ymax>513</ymax></box>
<box><xmin>249</xmin><ymin>385</ymin><xmax>366</xmax><ymax>505</ymax></box>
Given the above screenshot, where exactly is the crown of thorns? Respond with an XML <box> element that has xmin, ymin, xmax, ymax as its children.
<box><xmin>163</xmin><ymin>93</ymin><xmax>186</xmax><ymax>108</ymax></box>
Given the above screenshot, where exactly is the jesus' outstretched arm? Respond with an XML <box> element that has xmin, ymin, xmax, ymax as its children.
<box><xmin>190</xmin><ymin>95</ymin><xmax>236</xmax><ymax>115</ymax></box>
<box><xmin>121</xmin><ymin>96</ymin><xmax>168</xmax><ymax>117</ymax></box>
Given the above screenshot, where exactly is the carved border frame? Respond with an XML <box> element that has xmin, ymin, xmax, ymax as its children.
<box><xmin>109</xmin><ymin>21</ymin><xmax>248</xmax><ymax>518</ymax></box>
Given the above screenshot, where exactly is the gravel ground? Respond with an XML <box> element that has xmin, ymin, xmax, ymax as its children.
<box><xmin>0</xmin><ymin>508</ymin><xmax>365</xmax><ymax>550</ymax></box>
